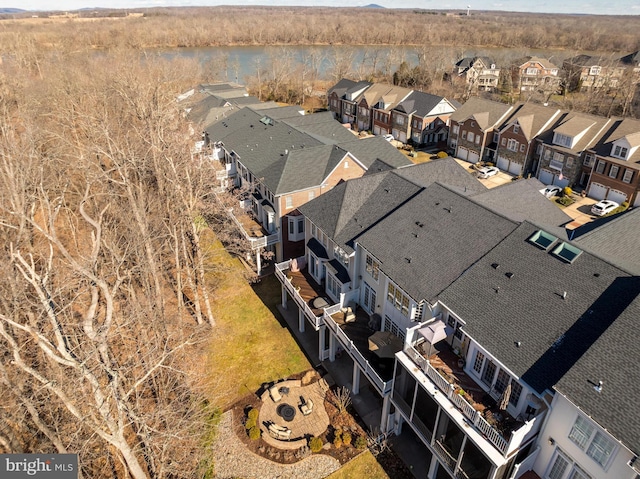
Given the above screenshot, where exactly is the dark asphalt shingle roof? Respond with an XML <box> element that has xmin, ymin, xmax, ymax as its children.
<box><xmin>357</xmin><ymin>184</ymin><xmax>518</xmax><ymax>303</ymax></box>
<box><xmin>328</xmin><ymin>78</ymin><xmax>358</xmax><ymax>98</ymax></box>
<box><xmin>574</xmin><ymin>208</ymin><xmax>640</xmax><ymax>274</ymax></box>
<box><xmin>590</xmin><ymin>117</ymin><xmax>640</xmax><ymax>163</ymax></box>
<box><xmin>336</xmin><ymin>137</ymin><xmax>412</xmax><ymax>169</ymax></box>
<box><xmin>395</xmin><ymin>91</ymin><xmax>448</xmax><ymax>117</ymax></box>
<box><xmin>393</xmin><ymin>158</ymin><xmax>486</xmax><ymax>196</ymax></box>
<box><xmin>438</xmin><ymin>221</ymin><xmax>640</xmax><ymax>454</ymax></box>
<box><xmin>470</xmin><ymin>178</ymin><xmax>572</xmax><ymax>238</ymax></box>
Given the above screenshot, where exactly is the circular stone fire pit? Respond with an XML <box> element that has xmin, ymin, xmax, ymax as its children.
<box><xmin>277</xmin><ymin>403</ymin><xmax>296</xmax><ymax>422</ymax></box>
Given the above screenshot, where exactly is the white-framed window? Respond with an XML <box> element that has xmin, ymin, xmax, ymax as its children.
<box><xmin>501</xmin><ymin>138</ymin><xmax>507</xmax><ymax>146</ymax></box>
<box><xmin>509</xmin><ymin>381</ymin><xmax>523</xmax><ymax>406</ymax></box>
<box><xmin>365</xmin><ymin>254</ymin><xmax>379</xmax><ymax>281</ymax></box>
<box><xmin>554</xmin><ymin>133</ymin><xmax>573</xmax><ymax>148</ymax></box>
<box><xmin>609</xmin><ymin>165</ymin><xmax>619</xmax><ymax>178</ymax></box>
<box><xmin>461</xmin><ymin>131</ymin><xmax>467</xmax><ymax>140</ymax></box>
<box><xmin>520</xmin><ymin>143</ymin><xmax>526</xmax><ymax>152</ymax></box>
<box><xmin>584</xmin><ymin>154</ymin><xmax>594</xmax><ymax>167</ymax></box>
<box><xmin>472</xmin><ymin>350</ymin><xmax>485</xmax><ymax>374</ymax></box>
<box><xmin>547</xmin><ymin>451</ymin><xmax>570</xmax><ymax>479</ymax></box>
<box><xmin>526</xmin><ymin>67</ymin><xmax>539</xmax><ymax>75</ymax></box>
<box><xmin>327</xmin><ymin>273</ymin><xmax>340</xmax><ymax>299</ymax></box>
<box><xmin>613</xmin><ymin>145</ymin><xmax>628</xmax><ymax>159</ymax></box>
<box><xmin>623</xmin><ymin>169</ymin><xmax>634</xmax><ymax>183</ymax></box>
<box><xmin>386</xmin><ymin>282</ymin><xmax>410</xmax><ymax>316</ymax></box>
<box><xmin>285</xmin><ymin>196</ymin><xmax>293</xmax><ymax>209</ymax></box>
<box><xmin>396</xmin><ymin>115</ymin><xmax>405</xmax><ymax>125</ymax></box>
<box><xmin>537</xmin><ymin>144</ymin><xmax>544</xmax><ymax>155</ymax></box>
<box><xmin>383</xmin><ymin>316</ymin><xmax>405</xmax><ymax>341</ymax></box>
<box><xmin>590</xmin><ymin>66</ymin><xmax>602</xmax><ymax>76</ymax></box>
<box><xmin>596</xmin><ymin>160</ymin><xmax>606</xmax><ymax>174</ymax></box>
<box><xmin>513</xmin><ymin>124</ymin><xmax>520</xmax><ymax>134</ymax></box>
<box><xmin>452</xmin><ymin>124</ymin><xmax>460</xmax><ymax>135</ymax></box>
<box><xmin>475</xmin><ymin>134</ymin><xmax>481</xmax><ymax>145</ymax></box>
<box><xmin>507</xmin><ymin>139</ymin><xmax>519</xmax><ymax>152</ymax></box>
<box><xmin>494</xmin><ymin>132</ymin><xmax>500</xmax><ymax>142</ymax></box>
<box><xmin>569</xmin><ymin>415</ymin><xmax>617</xmax><ymax>468</ymax></box>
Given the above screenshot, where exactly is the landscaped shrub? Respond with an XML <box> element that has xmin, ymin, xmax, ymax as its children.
<box><xmin>354</xmin><ymin>435</ymin><xmax>367</xmax><ymax>450</ymax></box>
<box><xmin>245</xmin><ymin>417</ymin><xmax>256</xmax><ymax>430</ymax></box>
<box><xmin>562</xmin><ymin>186</ymin><xmax>573</xmax><ymax>197</ymax></box>
<box><xmin>556</xmin><ymin>196</ymin><xmax>575</xmax><ymax>206</ymax></box>
<box><xmin>342</xmin><ymin>431</ymin><xmax>352</xmax><ymax>446</ymax></box>
<box><xmin>247</xmin><ymin>408</ymin><xmax>259</xmax><ymax>422</ymax></box>
<box><xmin>309</xmin><ymin>436</ymin><xmax>323</xmax><ymax>453</ymax></box>
<box><xmin>333</xmin><ymin>436</ymin><xmax>343</xmax><ymax>448</ymax></box>
<box><xmin>437</xmin><ymin>151</ymin><xmax>448</xmax><ymax>158</ymax></box>
<box><xmin>248</xmin><ymin>426</ymin><xmax>261</xmax><ymax>440</ymax></box>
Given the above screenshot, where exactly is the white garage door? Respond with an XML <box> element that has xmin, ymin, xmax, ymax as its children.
<box><xmin>398</xmin><ymin>132</ymin><xmax>407</xmax><ymax>143</ymax></box>
<box><xmin>342</xmin><ymin>114</ymin><xmax>350</xmax><ymax>124</ymax></box>
<box><xmin>539</xmin><ymin>170</ymin><xmax>554</xmax><ymax>185</ymax></box>
<box><xmin>508</xmin><ymin>161</ymin><xmax>523</xmax><ymax>176</ymax></box>
<box><xmin>497</xmin><ymin>156</ymin><xmax>509</xmax><ymax>171</ymax></box>
<box><xmin>556</xmin><ymin>177</ymin><xmax>569</xmax><ymax>188</ymax></box>
<box><xmin>468</xmin><ymin>150</ymin><xmax>480</xmax><ymax>164</ymax></box>
<box><xmin>608</xmin><ymin>189</ymin><xmax>627</xmax><ymax>204</ymax></box>
<box><xmin>589</xmin><ymin>182</ymin><xmax>607</xmax><ymax>200</ymax></box>
<box><xmin>458</xmin><ymin>147</ymin><xmax>468</xmax><ymax>161</ymax></box>
<box><xmin>373</xmin><ymin>125</ymin><xmax>381</xmax><ymax>135</ymax></box>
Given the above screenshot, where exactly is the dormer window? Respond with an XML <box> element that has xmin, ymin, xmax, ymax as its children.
<box><xmin>613</xmin><ymin>144</ymin><xmax>629</xmax><ymax>160</ymax></box>
<box><xmin>553</xmin><ymin>132</ymin><xmax>573</xmax><ymax>148</ymax></box>
<box><xmin>513</xmin><ymin>124</ymin><xmax>520</xmax><ymax>134</ymax></box>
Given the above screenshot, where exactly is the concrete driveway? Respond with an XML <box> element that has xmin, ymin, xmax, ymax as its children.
<box><xmin>453</xmin><ymin>158</ymin><xmax>514</xmax><ymax>188</ymax></box>
<box><xmin>561</xmin><ymin>195</ymin><xmax>599</xmax><ymax>230</ymax></box>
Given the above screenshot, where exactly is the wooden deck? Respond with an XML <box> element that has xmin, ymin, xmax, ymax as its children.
<box><xmin>286</xmin><ymin>268</ymin><xmax>334</xmax><ymax>315</ymax></box>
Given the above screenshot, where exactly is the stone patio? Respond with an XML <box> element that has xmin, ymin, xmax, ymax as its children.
<box><xmin>259</xmin><ymin>379</ymin><xmax>331</xmax><ymax>450</ymax></box>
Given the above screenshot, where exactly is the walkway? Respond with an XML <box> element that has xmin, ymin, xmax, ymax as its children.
<box><xmin>212</xmin><ymin>411</ymin><xmax>340</xmax><ymax>479</ymax></box>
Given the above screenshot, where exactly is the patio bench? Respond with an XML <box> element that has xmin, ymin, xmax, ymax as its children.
<box><xmin>268</xmin><ymin>423</ymin><xmax>291</xmax><ymax>440</ymax></box>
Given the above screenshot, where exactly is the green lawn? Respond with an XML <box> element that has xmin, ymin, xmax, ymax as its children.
<box><xmin>326</xmin><ymin>451</ymin><xmax>390</xmax><ymax>479</ymax></box>
<box><xmin>203</xmin><ymin>232</ymin><xmax>310</xmax><ymax>409</ymax></box>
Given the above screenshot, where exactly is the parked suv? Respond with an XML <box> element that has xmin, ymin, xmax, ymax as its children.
<box><xmin>591</xmin><ymin>200</ymin><xmax>619</xmax><ymax>216</ymax></box>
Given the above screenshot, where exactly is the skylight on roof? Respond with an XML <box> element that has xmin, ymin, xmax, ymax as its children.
<box><xmin>528</xmin><ymin>230</ymin><xmax>558</xmax><ymax>251</ymax></box>
<box><xmin>259</xmin><ymin>116</ymin><xmax>274</xmax><ymax>126</ymax></box>
<box><xmin>551</xmin><ymin>242</ymin><xmax>583</xmax><ymax>264</ymax></box>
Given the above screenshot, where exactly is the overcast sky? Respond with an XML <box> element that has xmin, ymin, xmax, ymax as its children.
<box><xmin>10</xmin><ymin>0</ymin><xmax>640</xmax><ymax>15</ymax></box>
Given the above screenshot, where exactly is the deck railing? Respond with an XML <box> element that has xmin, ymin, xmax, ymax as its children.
<box><xmin>403</xmin><ymin>344</ymin><xmax>510</xmax><ymax>455</ymax></box>
<box><xmin>227</xmin><ymin>208</ymin><xmax>280</xmax><ymax>249</ymax></box>
<box><xmin>323</xmin><ymin>306</ymin><xmax>392</xmax><ymax>395</ymax></box>
<box><xmin>275</xmin><ymin>261</ymin><xmax>322</xmax><ymax>330</ymax></box>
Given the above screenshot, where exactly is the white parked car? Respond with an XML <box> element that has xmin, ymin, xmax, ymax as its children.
<box><xmin>591</xmin><ymin>199</ymin><xmax>619</xmax><ymax>216</ymax></box>
<box><xmin>476</xmin><ymin>166</ymin><xmax>500</xmax><ymax>179</ymax></box>
<box><xmin>542</xmin><ymin>185</ymin><xmax>562</xmax><ymax>198</ymax></box>
<box><xmin>383</xmin><ymin>134</ymin><xmax>395</xmax><ymax>142</ymax></box>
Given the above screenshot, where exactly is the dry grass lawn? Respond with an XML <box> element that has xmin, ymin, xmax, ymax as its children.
<box><xmin>202</xmin><ymin>231</ymin><xmax>310</xmax><ymax>409</ymax></box>
<box><xmin>326</xmin><ymin>451</ymin><xmax>390</xmax><ymax>479</ymax></box>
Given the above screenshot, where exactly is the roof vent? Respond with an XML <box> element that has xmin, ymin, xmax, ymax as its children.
<box><xmin>593</xmin><ymin>273</ymin><xmax>600</xmax><ymax>278</ymax></box>
<box><xmin>505</xmin><ymin>272</ymin><xmax>514</xmax><ymax>279</ymax></box>
<box><xmin>405</xmin><ymin>257</ymin><xmax>412</xmax><ymax>263</ymax></box>
<box><xmin>491</xmin><ymin>263</ymin><xmax>500</xmax><ymax>269</ymax></box>
<box><xmin>515</xmin><ymin>341</ymin><xmax>521</xmax><ymax>348</ymax></box>
<box><xmin>528</xmin><ymin>230</ymin><xmax>558</xmax><ymax>251</ymax></box>
<box><xmin>415</xmin><ymin>221</ymin><xmax>424</xmax><ymax>228</ymax></box>
<box><xmin>594</xmin><ymin>380</ymin><xmax>603</xmax><ymax>393</ymax></box>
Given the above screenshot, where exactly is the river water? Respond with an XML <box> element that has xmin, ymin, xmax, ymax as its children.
<box><xmin>154</xmin><ymin>44</ymin><xmax>566</xmax><ymax>84</ymax></box>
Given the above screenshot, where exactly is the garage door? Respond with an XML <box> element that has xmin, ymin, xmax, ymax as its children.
<box><xmin>508</xmin><ymin>161</ymin><xmax>523</xmax><ymax>176</ymax></box>
<box><xmin>373</xmin><ymin>125</ymin><xmax>381</xmax><ymax>135</ymax></box>
<box><xmin>539</xmin><ymin>170</ymin><xmax>554</xmax><ymax>185</ymax></box>
<box><xmin>398</xmin><ymin>132</ymin><xmax>407</xmax><ymax>143</ymax></box>
<box><xmin>497</xmin><ymin>156</ymin><xmax>509</xmax><ymax>171</ymax></box>
<box><xmin>588</xmin><ymin>182</ymin><xmax>607</xmax><ymax>200</ymax></box>
<box><xmin>468</xmin><ymin>151</ymin><xmax>480</xmax><ymax>164</ymax></box>
<box><xmin>458</xmin><ymin>147</ymin><xmax>468</xmax><ymax>161</ymax></box>
<box><xmin>608</xmin><ymin>189</ymin><xmax>627</xmax><ymax>204</ymax></box>
<box><xmin>556</xmin><ymin>177</ymin><xmax>569</xmax><ymax>188</ymax></box>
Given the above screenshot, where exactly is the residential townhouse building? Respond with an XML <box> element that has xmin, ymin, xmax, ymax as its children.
<box><xmin>514</xmin><ymin>56</ymin><xmax>561</xmax><ymax>94</ymax></box>
<box><xmin>327</xmin><ymin>78</ymin><xmax>372</xmax><ymax>126</ymax></box>
<box><xmin>355</xmin><ymin>83</ymin><xmax>393</xmax><ymax>132</ymax></box>
<box><xmin>562</xmin><ymin>55</ymin><xmax>625</xmax><ymax>93</ymax></box>
<box><xmin>454</xmin><ymin>56</ymin><xmax>501</xmax><ymax>92</ymax></box>
<box><xmin>205</xmin><ymin>106</ymin><xmax>411</xmax><ymax>270</ymax></box>
<box><xmin>493</xmin><ymin>103</ymin><xmax>562</xmax><ymax>177</ymax></box>
<box><xmin>273</xmin><ymin>158</ymin><xmax>603</xmax><ymax>479</ymax></box>
<box><xmin>448</xmin><ymin>97</ymin><xmax>515</xmax><ymax>163</ymax></box>
<box><xmin>583</xmin><ymin>117</ymin><xmax>640</xmax><ymax>205</ymax></box>
<box><xmin>391</xmin><ymin>90</ymin><xmax>459</xmax><ymax>147</ymax></box>
<box><xmin>371</xmin><ymin>85</ymin><xmax>413</xmax><ymax>137</ymax></box>
<box><xmin>533</xmin><ymin>112</ymin><xmax>612</xmax><ymax>189</ymax></box>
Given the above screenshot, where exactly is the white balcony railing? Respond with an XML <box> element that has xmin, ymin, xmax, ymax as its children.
<box><xmin>274</xmin><ymin>261</ymin><xmax>322</xmax><ymax>330</ymax></box>
<box><xmin>323</xmin><ymin>306</ymin><xmax>393</xmax><ymax>395</ymax></box>
<box><xmin>227</xmin><ymin>208</ymin><xmax>280</xmax><ymax>250</ymax></box>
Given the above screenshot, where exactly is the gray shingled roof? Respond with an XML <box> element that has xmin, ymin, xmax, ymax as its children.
<box><xmin>393</xmin><ymin>158</ymin><xmax>487</xmax><ymax>196</ymax></box>
<box><xmin>470</xmin><ymin>178</ymin><xmax>572</xmax><ymax>238</ymax></box>
<box><xmin>591</xmin><ymin>117</ymin><xmax>640</xmax><ymax>164</ymax></box>
<box><xmin>357</xmin><ymin>184</ymin><xmax>518</xmax><ymax>303</ymax></box>
<box><xmin>336</xmin><ymin>137</ymin><xmax>412</xmax><ymax>170</ymax></box>
<box><xmin>500</xmin><ymin>103</ymin><xmax>561</xmax><ymax>142</ymax></box>
<box><xmin>328</xmin><ymin>78</ymin><xmax>358</xmax><ymax>98</ymax></box>
<box><xmin>449</xmin><ymin>97</ymin><xmax>513</xmax><ymax>131</ymax></box>
<box><xmin>395</xmin><ymin>91</ymin><xmax>447</xmax><ymax>117</ymax></box>
<box><xmin>574</xmin><ymin>208</ymin><xmax>640</xmax><ymax>274</ymax></box>
<box><xmin>439</xmin><ymin>221</ymin><xmax>640</xmax><ymax>454</ymax></box>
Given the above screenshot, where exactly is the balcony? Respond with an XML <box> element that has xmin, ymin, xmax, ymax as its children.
<box><xmin>227</xmin><ymin>208</ymin><xmax>280</xmax><ymax>249</ymax></box>
<box><xmin>401</xmin><ymin>343</ymin><xmax>543</xmax><ymax>457</ymax></box>
<box><xmin>323</xmin><ymin>304</ymin><xmax>394</xmax><ymax>395</ymax></box>
<box><xmin>275</xmin><ymin>260</ymin><xmax>329</xmax><ymax>330</ymax></box>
